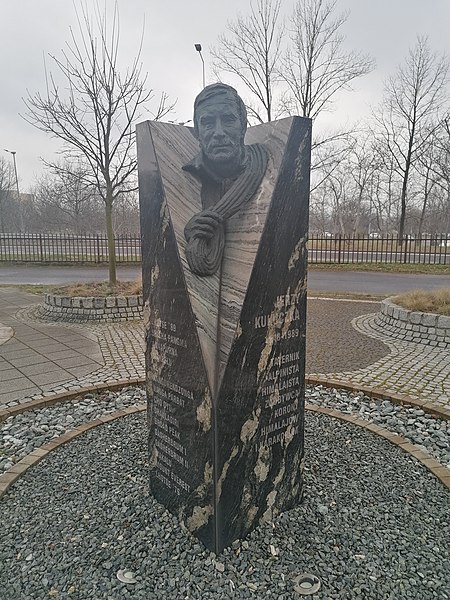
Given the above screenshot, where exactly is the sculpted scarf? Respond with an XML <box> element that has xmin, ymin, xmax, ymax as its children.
<box><xmin>183</xmin><ymin>143</ymin><xmax>269</xmax><ymax>277</ymax></box>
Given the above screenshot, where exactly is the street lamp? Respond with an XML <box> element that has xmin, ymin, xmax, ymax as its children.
<box><xmin>194</xmin><ymin>43</ymin><xmax>205</xmax><ymax>89</ymax></box>
<box><xmin>4</xmin><ymin>149</ymin><xmax>23</xmax><ymax>232</ymax></box>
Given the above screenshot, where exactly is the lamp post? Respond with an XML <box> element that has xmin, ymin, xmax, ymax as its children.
<box><xmin>4</xmin><ymin>149</ymin><xmax>23</xmax><ymax>232</ymax></box>
<box><xmin>194</xmin><ymin>43</ymin><xmax>205</xmax><ymax>89</ymax></box>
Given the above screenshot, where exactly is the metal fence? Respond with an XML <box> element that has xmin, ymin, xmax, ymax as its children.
<box><xmin>0</xmin><ymin>233</ymin><xmax>141</xmax><ymax>263</ymax></box>
<box><xmin>0</xmin><ymin>233</ymin><xmax>449</xmax><ymax>265</ymax></box>
<box><xmin>309</xmin><ymin>234</ymin><xmax>450</xmax><ymax>265</ymax></box>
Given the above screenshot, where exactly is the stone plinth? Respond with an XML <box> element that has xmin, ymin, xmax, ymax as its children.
<box><xmin>137</xmin><ymin>116</ymin><xmax>311</xmax><ymax>553</ymax></box>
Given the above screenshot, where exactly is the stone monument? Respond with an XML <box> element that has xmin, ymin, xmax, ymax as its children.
<box><xmin>137</xmin><ymin>84</ymin><xmax>311</xmax><ymax>553</ymax></box>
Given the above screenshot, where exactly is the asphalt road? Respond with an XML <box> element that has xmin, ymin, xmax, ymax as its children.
<box><xmin>307</xmin><ymin>269</ymin><xmax>449</xmax><ymax>295</ymax></box>
<box><xmin>0</xmin><ymin>264</ymin><xmax>448</xmax><ymax>294</ymax></box>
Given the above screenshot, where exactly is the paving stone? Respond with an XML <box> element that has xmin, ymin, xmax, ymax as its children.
<box><xmin>3</xmin><ymin>293</ymin><xmax>449</xmax><ymax>414</ymax></box>
<box><xmin>6</xmin><ymin>353</ymin><xmax>52</xmax><ymax>371</ymax></box>
<box><xmin>18</xmin><ymin>362</ymin><xmax>56</xmax><ymax>376</ymax></box>
<box><xmin>0</xmin><ymin>368</ymin><xmax>24</xmax><ymax>381</ymax></box>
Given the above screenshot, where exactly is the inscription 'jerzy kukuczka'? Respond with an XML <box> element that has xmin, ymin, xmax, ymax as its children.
<box><xmin>137</xmin><ymin>83</ymin><xmax>311</xmax><ymax>553</ymax></box>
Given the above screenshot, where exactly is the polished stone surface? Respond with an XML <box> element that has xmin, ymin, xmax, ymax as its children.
<box><xmin>137</xmin><ymin>115</ymin><xmax>311</xmax><ymax>552</ymax></box>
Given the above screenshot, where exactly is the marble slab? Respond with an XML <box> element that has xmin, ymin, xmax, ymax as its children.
<box><xmin>137</xmin><ymin>116</ymin><xmax>311</xmax><ymax>553</ymax></box>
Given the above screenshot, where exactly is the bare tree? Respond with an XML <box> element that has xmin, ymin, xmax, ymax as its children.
<box><xmin>33</xmin><ymin>161</ymin><xmax>98</xmax><ymax>233</ymax></box>
<box><xmin>426</xmin><ymin>116</ymin><xmax>450</xmax><ymax>235</ymax></box>
<box><xmin>413</xmin><ymin>131</ymin><xmax>442</xmax><ymax>236</ymax></box>
<box><xmin>310</xmin><ymin>128</ymin><xmax>354</xmax><ymax>192</ymax></box>
<box><xmin>212</xmin><ymin>0</ymin><xmax>284</xmax><ymax>123</ymax></box>
<box><xmin>280</xmin><ymin>0</ymin><xmax>374</xmax><ymax>120</ymax></box>
<box><xmin>373</xmin><ymin>36</ymin><xmax>449</xmax><ymax>240</ymax></box>
<box><xmin>24</xmin><ymin>2</ymin><xmax>174</xmax><ymax>284</ymax></box>
<box><xmin>433</xmin><ymin>115</ymin><xmax>450</xmax><ymax>189</ymax></box>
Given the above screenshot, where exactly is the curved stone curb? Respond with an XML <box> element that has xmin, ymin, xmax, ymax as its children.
<box><xmin>1</xmin><ymin>403</ymin><xmax>448</xmax><ymax>502</ymax></box>
<box><xmin>2</xmin><ymin>375</ymin><xmax>449</xmax><ymax>424</ymax></box>
<box><xmin>305</xmin><ymin>375</ymin><xmax>450</xmax><ymax>421</ymax></box>
<box><xmin>41</xmin><ymin>293</ymin><xmax>143</xmax><ymax>322</ymax></box>
<box><xmin>0</xmin><ymin>378</ymin><xmax>145</xmax><ymax>423</ymax></box>
<box><xmin>380</xmin><ymin>298</ymin><xmax>450</xmax><ymax>348</ymax></box>
<box><xmin>308</xmin><ymin>296</ymin><xmax>380</xmax><ymax>305</ymax></box>
<box><xmin>305</xmin><ymin>404</ymin><xmax>450</xmax><ymax>491</ymax></box>
<box><xmin>0</xmin><ymin>405</ymin><xmax>146</xmax><ymax>499</ymax></box>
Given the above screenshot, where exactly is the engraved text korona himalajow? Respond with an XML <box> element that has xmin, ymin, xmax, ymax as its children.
<box><xmin>138</xmin><ymin>98</ymin><xmax>311</xmax><ymax>553</ymax></box>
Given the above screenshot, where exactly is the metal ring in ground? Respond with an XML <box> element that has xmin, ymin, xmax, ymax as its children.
<box><xmin>293</xmin><ymin>573</ymin><xmax>321</xmax><ymax>595</ymax></box>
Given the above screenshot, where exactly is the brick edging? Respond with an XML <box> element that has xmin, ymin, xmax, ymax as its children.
<box><xmin>2</xmin><ymin>376</ymin><xmax>449</xmax><ymax>424</ymax></box>
<box><xmin>1</xmin><ymin>403</ymin><xmax>448</xmax><ymax>500</ymax></box>
<box><xmin>41</xmin><ymin>293</ymin><xmax>143</xmax><ymax>322</ymax></box>
<box><xmin>0</xmin><ymin>405</ymin><xmax>146</xmax><ymax>499</ymax></box>
<box><xmin>379</xmin><ymin>298</ymin><xmax>450</xmax><ymax>348</ymax></box>
<box><xmin>0</xmin><ymin>378</ymin><xmax>146</xmax><ymax>423</ymax></box>
<box><xmin>305</xmin><ymin>404</ymin><xmax>450</xmax><ymax>491</ymax></box>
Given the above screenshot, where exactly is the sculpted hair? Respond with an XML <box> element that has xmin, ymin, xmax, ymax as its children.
<box><xmin>193</xmin><ymin>83</ymin><xmax>248</xmax><ymax>137</ymax></box>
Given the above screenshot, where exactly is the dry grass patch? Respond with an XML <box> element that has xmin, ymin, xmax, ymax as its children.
<box><xmin>52</xmin><ymin>279</ymin><xmax>142</xmax><ymax>297</ymax></box>
<box><xmin>393</xmin><ymin>288</ymin><xmax>450</xmax><ymax>316</ymax></box>
<box><xmin>309</xmin><ymin>263</ymin><xmax>450</xmax><ymax>275</ymax></box>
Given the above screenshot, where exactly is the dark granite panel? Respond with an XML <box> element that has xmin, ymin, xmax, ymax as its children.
<box><xmin>137</xmin><ymin>123</ymin><xmax>215</xmax><ymax>549</ymax></box>
<box><xmin>215</xmin><ymin>117</ymin><xmax>311</xmax><ymax>551</ymax></box>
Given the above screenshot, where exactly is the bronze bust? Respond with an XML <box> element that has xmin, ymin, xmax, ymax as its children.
<box><xmin>183</xmin><ymin>83</ymin><xmax>268</xmax><ymax>276</ymax></box>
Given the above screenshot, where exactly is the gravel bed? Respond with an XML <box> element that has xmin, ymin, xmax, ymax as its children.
<box><xmin>0</xmin><ymin>411</ymin><xmax>449</xmax><ymax>599</ymax></box>
<box><xmin>306</xmin><ymin>385</ymin><xmax>450</xmax><ymax>468</ymax></box>
<box><xmin>0</xmin><ymin>387</ymin><xmax>145</xmax><ymax>474</ymax></box>
<box><xmin>1</xmin><ymin>384</ymin><xmax>449</xmax><ymax>478</ymax></box>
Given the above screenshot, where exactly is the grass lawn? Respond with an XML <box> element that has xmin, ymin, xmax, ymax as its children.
<box><xmin>309</xmin><ymin>263</ymin><xmax>450</xmax><ymax>275</ymax></box>
<box><xmin>0</xmin><ymin>281</ymin><xmax>141</xmax><ymax>296</ymax></box>
<box><xmin>393</xmin><ymin>289</ymin><xmax>450</xmax><ymax>316</ymax></box>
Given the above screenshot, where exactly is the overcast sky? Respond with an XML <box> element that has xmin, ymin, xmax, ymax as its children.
<box><xmin>1</xmin><ymin>0</ymin><xmax>449</xmax><ymax>190</ymax></box>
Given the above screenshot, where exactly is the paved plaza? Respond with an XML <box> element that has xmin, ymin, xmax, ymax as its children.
<box><xmin>0</xmin><ymin>286</ymin><xmax>449</xmax><ymax>412</ymax></box>
<box><xmin>307</xmin><ymin>298</ymin><xmax>450</xmax><ymax>407</ymax></box>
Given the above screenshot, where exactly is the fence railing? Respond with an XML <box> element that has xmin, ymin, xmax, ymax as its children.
<box><xmin>0</xmin><ymin>233</ymin><xmax>141</xmax><ymax>263</ymax></box>
<box><xmin>308</xmin><ymin>234</ymin><xmax>450</xmax><ymax>265</ymax></box>
<box><xmin>0</xmin><ymin>233</ymin><xmax>449</xmax><ymax>265</ymax></box>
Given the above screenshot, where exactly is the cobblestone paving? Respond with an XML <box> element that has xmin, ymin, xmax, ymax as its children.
<box><xmin>308</xmin><ymin>310</ymin><xmax>450</xmax><ymax>410</ymax></box>
<box><xmin>305</xmin><ymin>298</ymin><xmax>390</xmax><ymax>373</ymax></box>
<box><xmin>4</xmin><ymin>296</ymin><xmax>450</xmax><ymax>413</ymax></box>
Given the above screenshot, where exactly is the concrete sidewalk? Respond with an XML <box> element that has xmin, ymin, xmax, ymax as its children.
<box><xmin>0</xmin><ymin>286</ymin><xmax>449</xmax><ymax>412</ymax></box>
<box><xmin>0</xmin><ymin>288</ymin><xmax>105</xmax><ymax>404</ymax></box>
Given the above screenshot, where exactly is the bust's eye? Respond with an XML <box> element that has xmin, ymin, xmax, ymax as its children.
<box><xmin>223</xmin><ymin>115</ymin><xmax>237</xmax><ymax>124</ymax></box>
<box><xmin>201</xmin><ymin>117</ymin><xmax>215</xmax><ymax>129</ymax></box>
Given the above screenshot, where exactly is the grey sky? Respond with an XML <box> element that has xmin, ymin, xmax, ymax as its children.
<box><xmin>1</xmin><ymin>0</ymin><xmax>449</xmax><ymax>190</ymax></box>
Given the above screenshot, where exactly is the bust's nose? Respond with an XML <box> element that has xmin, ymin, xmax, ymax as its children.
<box><xmin>212</xmin><ymin>117</ymin><xmax>226</xmax><ymax>138</ymax></box>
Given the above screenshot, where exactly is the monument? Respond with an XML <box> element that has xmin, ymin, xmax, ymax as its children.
<box><xmin>137</xmin><ymin>84</ymin><xmax>311</xmax><ymax>553</ymax></box>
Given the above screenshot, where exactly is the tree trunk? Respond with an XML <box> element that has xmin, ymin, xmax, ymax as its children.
<box><xmin>398</xmin><ymin>142</ymin><xmax>413</xmax><ymax>243</ymax></box>
<box><xmin>418</xmin><ymin>169</ymin><xmax>431</xmax><ymax>238</ymax></box>
<box><xmin>105</xmin><ymin>197</ymin><xmax>117</xmax><ymax>285</ymax></box>
<box><xmin>398</xmin><ymin>180</ymin><xmax>407</xmax><ymax>242</ymax></box>
<box><xmin>0</xmin><ymin>196</ymin><xmax>4</xmax><ymax>233</ymax></box>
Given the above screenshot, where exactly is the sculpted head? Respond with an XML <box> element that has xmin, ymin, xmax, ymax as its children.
<box><xmin>193</xmin><ymin>83</ymin><xmax>247</xmax><ymax>177</ymax></box>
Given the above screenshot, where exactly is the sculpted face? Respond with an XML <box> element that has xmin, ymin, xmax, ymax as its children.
<box><xmin>196</xmin><ymin>94</ymin><xmax>245</xmax><ymax>170</ymax></box>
